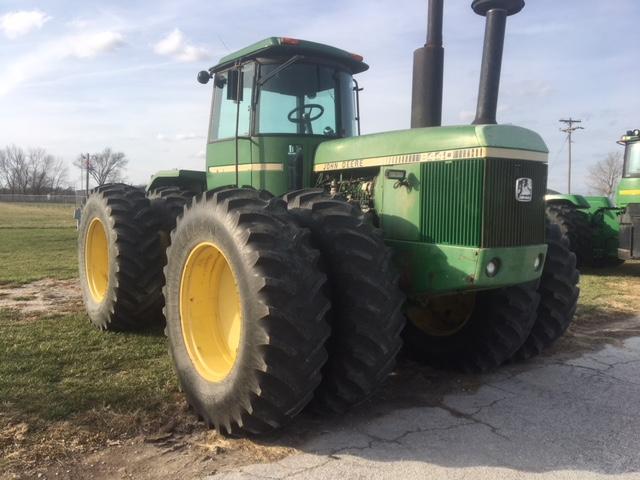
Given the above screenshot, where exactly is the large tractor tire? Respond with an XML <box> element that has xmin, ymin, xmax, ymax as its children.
<box><xmin>512</xmin><ymin>224</ymin><xmax>580</xmax><ymax>361</ymax></box>
<box><xmin>545</xmin><ymin>203</ymin><xmax>593</xmax><ymax>267</ymax></box>
<box><xmin>147</xmin><ymin>186</ymin><xmax>197</xmax><ymax>249</ymax></box>
<box><xmin>404</xmin><ymin>284</ymin><xmax>539</xmax><ymax>373</ymax></box>
<box><xmin>284</xmin><ymin>189</ymin><xmax>405</xmax><ymax>413</ymax></box>
<box><xmin>78</xmin><ymin>183</ymin><xmax>164</xmax><ymax>330</ymax></box>
<box><xmin>163</xmin><ymin>188</ymin><xmax>330</xmax><ymax>434</ymax></box>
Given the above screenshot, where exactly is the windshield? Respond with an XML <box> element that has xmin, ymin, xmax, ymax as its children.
<box><xmin>624</xmin><ymin>142</ymin><xmax>640</xmax><ymax>178</ymax></box>
<box><xmin>257</xmin><ymin>62</ymin><xmax>355</xmax><ymax>137</ymax></box>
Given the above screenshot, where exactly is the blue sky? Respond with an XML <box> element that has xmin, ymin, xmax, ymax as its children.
<box><xmin>0</xmin><ymin>0</ymin><xmax>638</xmax><ymax>192</ymax></box>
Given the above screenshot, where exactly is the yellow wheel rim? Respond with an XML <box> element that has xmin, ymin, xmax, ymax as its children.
<box><xmin>407</xmin><ymin>293</ymin><xmax>476</xmax><ymax>337</ymax></box>
<box><xmin>85</xmin><ymin>217</ymin><xmax>110</xmax><ymax>303</ymax></box>
<box><xmin>180</xmin><ymin>242</ymin><xmax>242</xmax><ymax>382</ymax></box>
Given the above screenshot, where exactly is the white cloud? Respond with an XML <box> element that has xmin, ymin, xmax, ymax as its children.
<box><xmin>0</xmin><ymin>30</ymin><xmax>125</xmax><ymax>96</ymax></box>
<box><xmin>69</xmin><ymin>31</ymin><xmax>124</xmax><ymax>59</ymax></box>
<box><xmin>0</xmin><ymin>10</ymin><xmax>50</xmax><ymax>39</ymax></box>
<box><xmin>153</xmin><ymin>29</ymin><xmax>209</xmax><ymax>62</ymax></box>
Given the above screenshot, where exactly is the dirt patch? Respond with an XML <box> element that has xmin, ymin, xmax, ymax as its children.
<box><xmin>1</xmin><ymin>404</ymin><xmax>300</xmax><ymax>480</ymax></box>
<box><xmin>40</xmin><ymin>432</ymin><xmax>296</xmax><ymax>480</ymax></box>
<box><xmin>0</xmin><ymin>279</ymin><xmax>82</xmax><ymax>319</ymax></box>
<box><xmin>1</xmin><ymin>386</ymin><xmax>303</xmax><ymax>480</ymax></box>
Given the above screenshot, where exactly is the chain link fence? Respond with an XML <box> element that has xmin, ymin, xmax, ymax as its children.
<box><xmin>0</xmin><ymin>193</ymin><xmax>87</xmax><ymax>206</ymax></box>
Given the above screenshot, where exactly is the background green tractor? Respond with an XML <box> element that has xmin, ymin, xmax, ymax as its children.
<box><xmin>77</xmin><ymin>0</ymin><xmax>579</xmax><ymax>434</ymax></box>
<box><xmin>545</xmin><ymin>127</ymin><xmax>640</xmax><ymax>266</ymax></box>
<box><xmin>617</xmin><ymin>129</ymin><xmax>640</xmax><ymax>259</ymax></box>
<box><xmin>545</xmin><ymin>192</ymin><xmax>623</xmax><ymax>267</ymax></box>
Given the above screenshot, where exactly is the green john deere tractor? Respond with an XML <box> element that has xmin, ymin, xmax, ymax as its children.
<box><xmin>77</xmin><ymin>0</ymin><xmax>579</xmax><ymax>434</ymax></box>
<box><xmin>545</xmin><ymin>128</ymin><xmax>640</xmax><ymax>266</ymax></box>
<box><xmin>617</xmin><ymin>129</ymin><xmax>640</xmax><ymax>259</ymax></box>
<box><xmin>545</xmin><ymin>192</ymin><xmax>623</xmax><ymax>267</ymax></box>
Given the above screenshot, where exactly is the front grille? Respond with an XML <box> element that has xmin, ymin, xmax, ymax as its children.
<box><xmin>419</xmin><ymin>157</ymin><xmax>547</xmax><ymax>248</ymax></box>
<box><xmin>482</xmin><ymin>158</ymin><xmax>547</xmax><ymax>247</ymax></box>
<box><xmin>421</xmin><ymin>159</ymin><xmax>484</xmax><ymax>246</ymax></box>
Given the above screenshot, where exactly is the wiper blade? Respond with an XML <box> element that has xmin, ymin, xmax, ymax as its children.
<box><xmin>257</xmin><ymin>55</ymin><xmax>303</xmax><ymax>86</ymax></box>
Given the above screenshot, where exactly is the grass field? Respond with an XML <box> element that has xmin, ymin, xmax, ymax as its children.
<box><xmin>0</xmin><ymin>203</ymin><xmax>78</xmax><ymax>283</ymax></box>
<box><xmin>0</xmin><ymin>201</ymin><xmax>639</xmax><ymax>476</ymax></box>
<box><xmin>0</xmin><ymin>202</ymin><xmax>180</xmax><ymax>473</ymax></box>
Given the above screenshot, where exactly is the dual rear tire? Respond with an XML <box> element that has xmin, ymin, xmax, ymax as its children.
<box><xmin>545</xmin><ymin>202</ymin><xmax>592</xmax><ymax>267</ymax></box>
<box><xmin>78</xmin><ymin>184</ymin><xmax>164</xmax><ymax>330</ymax></box>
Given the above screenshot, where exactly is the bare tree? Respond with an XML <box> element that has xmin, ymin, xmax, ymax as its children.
<box><xmin>586</xmin><ymin>152</ymin><xmax>623</xmax><ymax>198</ymax></box>
<box><xmin>0</xmin><ymin>145</ymin><xmax>68</xmax><ymax>194</ymax></box>
<box><xmin>0</xmin><ymin>145</ymin><xmax>29</xmax><ymax>193</ymax></box>
<box><xmin>75</xmin><ymin>148</ymin><xmax>128</xmax><ymax>186</ymax></box>
<box><xmin>27</xmin><ymin>148</ymin><xmax>68</xmax><ymax>194</ymax></box>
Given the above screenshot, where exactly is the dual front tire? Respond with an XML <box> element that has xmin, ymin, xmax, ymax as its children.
<box><xmin>404</xmin><ymin>223</ymin><xmax>580</xmax><ymax>371</ymax></box>
<box><xmin>163</xmin><ymin>188</ymin><xmax>404</xmax><ymax>432</ymax></box>
<box><xmin>163</xmin><ymin>189</ymin><xmax>332</xmax><ymax>433</ymax></box>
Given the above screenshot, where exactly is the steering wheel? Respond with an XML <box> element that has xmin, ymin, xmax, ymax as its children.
<box><xmin>287</xmin><ymin>104</ymin><xmax>325</xmax><ymax>123</ymax></box>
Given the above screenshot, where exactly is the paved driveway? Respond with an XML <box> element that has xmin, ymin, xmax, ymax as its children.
<box><xmin>209</xmin><ymin>336</ymin><xmax>640</xmax><ymax>480</ymax></box>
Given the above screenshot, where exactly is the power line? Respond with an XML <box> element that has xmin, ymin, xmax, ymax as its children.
<box><xmin>559</xmin><ymin>117</ymin><xmax>584</xmax><ymax>194</ymax></box>
<box><xmin>550</xmin><ymin>135</ymin><xmax>569</xmax><ymax>169</ymax></box>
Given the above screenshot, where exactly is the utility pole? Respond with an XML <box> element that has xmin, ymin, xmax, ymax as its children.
<box><xmin>559</xmin><ymin>118</ymin><xmax>584</xmax><ymax>193</ymax></box>
<box><xmin>82</xmin><ymin>153</ymin><xmax>91</xmax><ymax>196</ymax></box>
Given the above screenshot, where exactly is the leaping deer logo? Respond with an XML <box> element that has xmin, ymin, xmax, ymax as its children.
<box><xmin>516</xmin><ymin>178</ymin><xmax>533</xmax><ymax>202</ymax></box>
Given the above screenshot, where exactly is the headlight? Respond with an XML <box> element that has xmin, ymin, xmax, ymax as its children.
<box><xmin>486</xmin><ymin>258</ymin><xmax>500</xmax><ymax>277</ymax></box>
<box><xmin>534</xmin><ymin>253</ymin><xmax>545</xmax><ymax>271</ymax></box>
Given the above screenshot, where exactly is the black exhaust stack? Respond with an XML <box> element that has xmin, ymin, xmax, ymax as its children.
<box><xmin>411</xmin><ymin>0</ymin><xmax>444</xmax><ymax>128</ymax></box>
<box><xmin>472</xmin><ymin>0</ymin><xmax>524</xmax><ymax>125</ymax></box>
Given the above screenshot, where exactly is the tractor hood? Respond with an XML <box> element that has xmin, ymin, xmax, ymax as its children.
<box><xmin>314</xmin><ymin>124</ymin><xmax>548</xmax><ymax>172</ymax></box>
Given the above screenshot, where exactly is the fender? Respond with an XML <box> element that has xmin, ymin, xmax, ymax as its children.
<box><xmin>146</xmin><ymin>169</ymin><xmax>206</xmax><ymax>194</ymax></box>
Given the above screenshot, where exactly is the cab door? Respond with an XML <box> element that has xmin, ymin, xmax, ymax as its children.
<box><xmin>206</xmin><ymin>64</ymin><xmax>255</xmax><ymax>189</ymax></box>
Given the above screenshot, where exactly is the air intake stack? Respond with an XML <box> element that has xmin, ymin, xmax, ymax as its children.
<box><xmin>411</xmin><ymin>0</ymin><xmax>444</xmax><ymax>128</ymax></box>
<box><xmin>471</xmin><ymin>0</ymin><xmax>525</xmax><ymax>125</ymax></box>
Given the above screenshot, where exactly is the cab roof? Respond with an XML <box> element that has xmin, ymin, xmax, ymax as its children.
<box><xmin>211</xmin><ymin>37</ymin><xmax>369</xmax><ymax>74</ymax></box>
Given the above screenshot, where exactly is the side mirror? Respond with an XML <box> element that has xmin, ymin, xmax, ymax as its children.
<box><xmin>197</xmin><ymin>70</ymin><xmax>211</xmax><ymax>84</ymax></box>
<box><xmin>227</xmin><ymin>69</ymin><xmax>243</xmax><ymax>102</ymax></box>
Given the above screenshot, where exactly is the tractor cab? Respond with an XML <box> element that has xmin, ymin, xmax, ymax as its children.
<box><xmin>620</xmin><ymin>130</ymin><xmax>640</xmax><ymax>181</ymax></box>
<box><xmin>617</xmin><ymin>130</ymin><xmax>640</xmax><ymax>259</ymax></box>
<box><xmin>198</xmin><ymin>37</ymin><xmax>368</xmax><ymax>194</ymax></box>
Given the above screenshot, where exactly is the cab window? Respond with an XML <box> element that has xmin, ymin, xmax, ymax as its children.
<box><xmin>209</xmin><ymin>64</ymin><xmax>254</xmax><ymax>141</ymax></box>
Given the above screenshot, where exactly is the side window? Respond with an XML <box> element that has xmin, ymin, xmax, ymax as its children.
<box><xmin>209</xmin><ymin>64</ymin><xmax>254</xmax><ymax>141</ymax></box>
